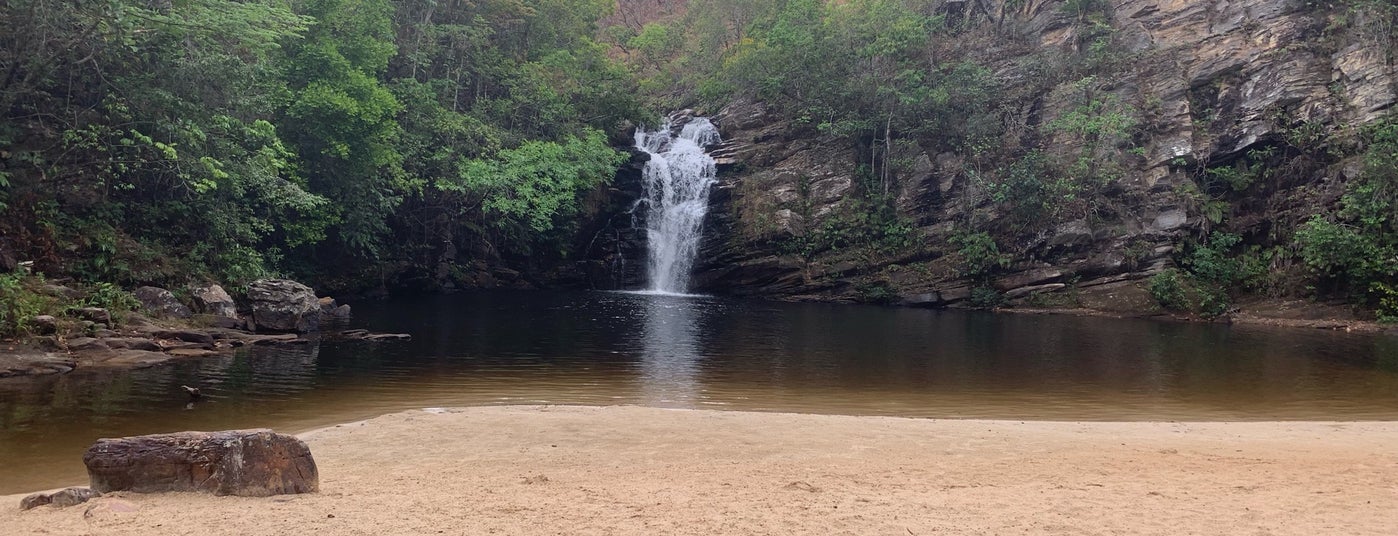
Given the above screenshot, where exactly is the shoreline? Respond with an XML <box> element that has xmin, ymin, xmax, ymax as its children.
<box><xmin>6</xmin><ymin>405</ymin><xmax>1398</xmax><ymax>535</ymax></box>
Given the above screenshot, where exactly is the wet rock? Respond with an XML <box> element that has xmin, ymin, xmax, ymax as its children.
<box><xmin>190</xmin><ymin>285</ymin><xmax>237</xmax><ymax>318</ymax></box>
<box><xmin>20</xmin><ymin>487</ymin><xmax>100</xmax><ymax>510</ymax></box>
<box><xmin>134</xmin><ymin>286</ymin><xmax>192</xmax><ymax>319</ymax></box>
<box><xmin>329</xmin><ymin>304</ymin><xmax>352</xmax><ymax>319</ymax></box>
<box><xmin>84</xmin><ymin>429</ymin><xmax>319</xmax><ymax>497</ymax></box>
<box><xmin>0</xmin><ymin>353</ymin><xmax>78</xmax><ymax>377</ymax></box>
<box><xmin>167</xmin><ymin>348</ymin><xmax>219</xmax><ymax>358</ymax></box>
<box><xmin>152</xmin><ymin>329</ymin><xmax>215</xmax><ymax>346</ymax></box>
<box><xmin>29</xmin><ymin>315</ymin><xmax>58</xmax><ymax>335</ymax></box>
<box><xmin>247</xmin><ymin>279</ymin><xmax>320</xmax><ymax>333</ymax></box>
<box><xmin>339</xmin><ymin>329</ymin><xmax>410</xmax><ymax>341</ymax></box>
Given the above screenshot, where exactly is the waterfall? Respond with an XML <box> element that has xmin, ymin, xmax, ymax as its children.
<box><xmin>634</xmin><ymin>116</ymin><xmax>721</xmax><ymax>294</ymax></box>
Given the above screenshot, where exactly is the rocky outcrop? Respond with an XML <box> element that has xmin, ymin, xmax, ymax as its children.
<box><xmin>572</xmin><ymin>1</ymin><xmax>1396</xmax><ymax>309</ymax></box>
<box><xmin>134</xmin><ymin>286</ymin><xmax>192</xmax><ymax>319</ymax></box>
<box><xmin>83</xmin><ymin>429</ymin><xmax>319</xmax><ymax>497</ymax></box>
<box><xmin>247</xmin><ymin>279</ymin><xmax>320</xmax><ymax>333</ymax></box>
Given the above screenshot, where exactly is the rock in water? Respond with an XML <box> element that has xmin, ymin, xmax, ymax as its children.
<box><xmin>246</xmin><ymin>279</ymin><xmax>320</xmax><ymax>333</ymax></box>
<box><xmin>190</xmin><ymin>284</ymin><xmax>237</xmax><ymax>318</ymax></box>
<box><xmin>83</xmin><ymin>429</ymin><xmax>319</xmax><ymax>497</ymax></box>
<box><xmin>134</xmin><ymin>286</ymin><xmax>193</xmax><ymax>319</ymax></box>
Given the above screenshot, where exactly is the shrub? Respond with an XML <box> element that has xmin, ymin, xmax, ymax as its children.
<box><xmin>968</xmin><ymin>286</ymin><xmax>1005</xmax><ymax>309</ymax></box>
<box><xmin>950</xmin><ymin>231</ymin><xmax>1009</xmax><ymax>278</ymax></box>
<box><xmin>1148</xmin><ymin>269</ymin><xmax>1191</xmax><ymax>312</ymax></box>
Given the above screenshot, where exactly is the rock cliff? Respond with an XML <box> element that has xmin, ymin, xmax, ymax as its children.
<box><xmin>584</xmin><ymin>0</ymin><xmax>1396</xmax><ymax>312</ymax></box>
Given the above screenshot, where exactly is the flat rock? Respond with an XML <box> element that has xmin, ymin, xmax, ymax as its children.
<box><xmin>104</xmin><ymin>338</ymin><xmax>163</xmax><ymax>352</ymax></box>
<box><xmin>166</xmin><ymin>348</ymin><xmax>219</xmax><ymax>358</ymax></box>
<box><xmin>152</xmin><ymin>329</ymin><xmax>215</xmax><ymax>346</ymax></box>
<box><xmin>84</xmin><ymin>429</ymin><xmax>318</xmax><ymax>497</ymax></box>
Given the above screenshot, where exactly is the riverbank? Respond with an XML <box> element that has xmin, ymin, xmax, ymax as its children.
<box><xmin>5</xmin><ymin>406</ymin><xmax>1397</xmax><ymax>535</ymax></box>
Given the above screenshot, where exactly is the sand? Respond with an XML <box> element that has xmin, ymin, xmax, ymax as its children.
<box><xmin>4</xmin><ymin>405</ymin><xmax>1398</xmax><ymax>535</ymax></box>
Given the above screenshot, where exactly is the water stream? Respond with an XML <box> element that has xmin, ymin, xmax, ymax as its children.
<box><xmin>633</xmin><ymin>116</ymin><xmax>721</xmax><ymax>294</ymax></box>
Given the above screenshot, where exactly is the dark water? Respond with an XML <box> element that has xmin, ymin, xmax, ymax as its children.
<box><xmin>3</xmin><ymin>290</ymin><xmax>1398</xmax><ymax>493</ymax></box>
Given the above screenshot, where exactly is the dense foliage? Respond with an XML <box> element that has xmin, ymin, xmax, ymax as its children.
<box><xmin>0</xmin><ymin>0</ymin><xmax>643</xmax><ymax>292</ymax></box>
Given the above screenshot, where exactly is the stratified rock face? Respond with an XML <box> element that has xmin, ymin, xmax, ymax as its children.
<box><xmin>247</xmin><ymin>279</ymin><xmax>320</xmax><ymax>333</ymax></box>
<box><xmin>83</xmin><ymin>429</ymin><xmax>319</xmax><ymax>497</ymax></box>
<box><xmin>134</xmin><ymin>286</ymin><xmax>192</xmax><ymax>319</ymax></box>
<box><xmin>190</xmin><ymin>284</ymin><xmax>237</xmax><ymax>318</ymax></box>
<box><xmin>657</xmin><ymin>1</ymin><xmax>1398</xmax><ymax>306</ymax></box>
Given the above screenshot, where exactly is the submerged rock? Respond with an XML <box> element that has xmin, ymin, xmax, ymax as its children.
<box><xmin>84</xmin><ymin>429</ymin><xmax>319</xmax><ymax>497</ymax></box>
<box><xmin>247</xmin><ymin>279</ymin><xmax>320</xmax><ymax>333</ymax></box>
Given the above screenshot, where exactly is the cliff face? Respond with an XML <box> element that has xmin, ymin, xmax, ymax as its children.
<box><xmin>663</xmin><ymin>0</ymin><xmax>1396</xmax><ymax>310</ymax></box>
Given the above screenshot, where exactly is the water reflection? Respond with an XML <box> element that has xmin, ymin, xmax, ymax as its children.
<box><xmin>3</xmin><ymin>291</ymin><xmax>1398</xmax><ymax>493</ymax></box>
<box><xmin>637</xmin><ymin>295</ymin><xmax>704</xmax><ymax>405</ymax></box>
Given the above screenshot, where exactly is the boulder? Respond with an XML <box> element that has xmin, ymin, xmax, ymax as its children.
<box><xmin>84</xmin><ymin>429</ymin><xmax>318</xmax><ymax>497</ymax></box>
<box><xmin>190</xmin><ymin>284</ymin><xmax>237</xmax><ymax>318</ymax></box>
<box><xmin>133</xmin><ymin>287</ymin><xmax>192</xmax><ymax>319</ymax></box>
<box><xmin>29</xmin><ymin>315</ymin><xmax>58</xmax><ymax>335</ymax></box>
<box><xmin>19</xmin><ymin>487</ymin><xmax>100</xmax><ymax>510</ymax></box>
<box><xmin>247</xmin><ymin>279</ymin><xmax>320</xmax><ymax>333</ymax></box>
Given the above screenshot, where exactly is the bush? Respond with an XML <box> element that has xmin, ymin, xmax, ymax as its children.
<box><xmin>951</xmin><ymin>231</ymin><xmax>1009</xmax><ymax>278</ymax></box>
<box><xmin>969</xmin><ymin>286</ymin><xmax>1005</xmax><ymax>309</ymax></box>
<box><xmin>1148</xmin><ymin>269</ymin><xmax>1191</xmax><ymax>312</ymax></box>
<box><xmin>0</xmin><ymin>272</ymin><xmax>58</xmax><ymax>337</ymax></box>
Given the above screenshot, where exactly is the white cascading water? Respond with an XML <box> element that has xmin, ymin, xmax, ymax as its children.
<box><xmin>634</xmin><ymin>117</ymin><xmax>721</xmax><ymax>294</ymax></box>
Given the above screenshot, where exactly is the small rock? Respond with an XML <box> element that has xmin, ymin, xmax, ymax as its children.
<box><xmin>134</xmin><ymin>287</ymin><xmax>192</xmax><ymax>319</ymax></box>
<box><xmin>30</xmin><ymin>315</ymin><xmax>58</xmax><ymax>335</ymax></box>
<box><xmin>317</xmin><ymin>297</ymin><xmax>337</xmax><ymax>312</ymax></box>
<box><xmin>72</xmin><ymin>307</ymin><xmax>112</xmax><ymax>324</ymax></box>
<box><xmin>20</xmin><ymin>487</ymin><xmax>100</xmax><ymax>510</ymax></box>
<box><xmin>329</xmin><ymin>304</ymin><xmax>351</xmax><ymax>319</ymax></box>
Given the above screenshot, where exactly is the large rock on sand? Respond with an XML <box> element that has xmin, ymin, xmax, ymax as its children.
<box><xmin>247</xmin><ymin>279</ymin><xmax>319</xmax><ymax>332</ymax></box>
<box><xmin>83</xmin><ymin>429</ymin><xmax>318</xmax><ymax>497</ymax></box>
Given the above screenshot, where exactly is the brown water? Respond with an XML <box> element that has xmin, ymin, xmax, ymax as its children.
<box><xmin>3</xmin><ymin>290</ymin><xmax>1398</xmax><ymax>493</ymax></box>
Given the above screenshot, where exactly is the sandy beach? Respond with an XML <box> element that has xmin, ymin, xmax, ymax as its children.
<box><xmin>5</xmin><ymin>405</ymin><xmax>1398</xmax><ymax>535</ymax></box>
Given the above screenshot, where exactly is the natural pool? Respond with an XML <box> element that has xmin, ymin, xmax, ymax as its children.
<box><xmin>3</xmin><ymin>290</ymin><xmax>1397</xmax><ymax>493</ymax></box>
